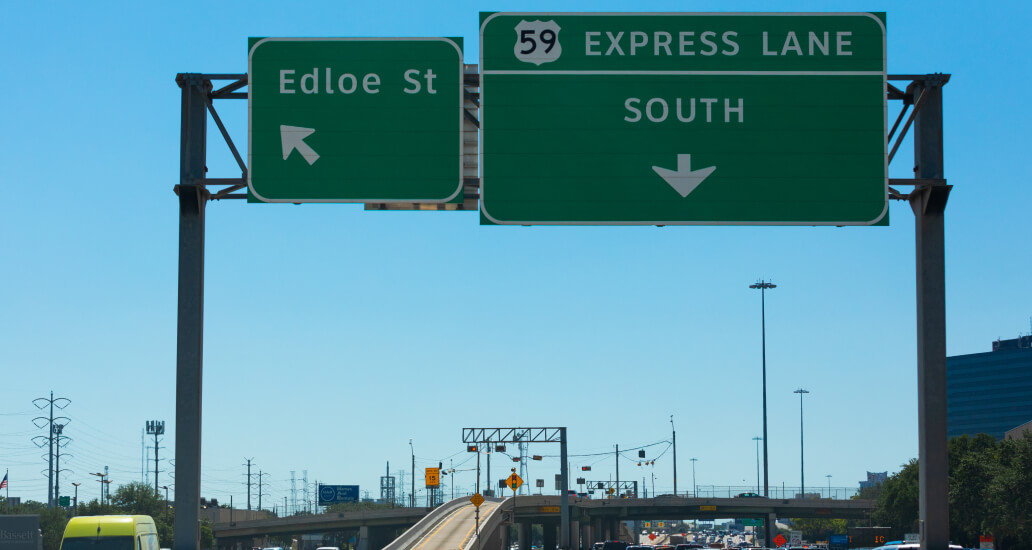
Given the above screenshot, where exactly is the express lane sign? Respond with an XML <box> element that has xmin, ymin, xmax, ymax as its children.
<box><xmin>479</xmin><ymin>13</ymin><xmax>887</xmax><ymax>225</ymax></box>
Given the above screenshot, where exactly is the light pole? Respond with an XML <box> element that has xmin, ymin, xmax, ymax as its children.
<box><xmin>826</xmin><ymin>475</ymin><xmax>832</xmax><ymax>499</ymax></box>
<box><xmin>752</xmin><ymin>437</ymin><xmax>762</xmax><ymax>494</ymax></box>
<box><xmin>71</xmin><ymin>482</ymin><xmax>81</xmax><ymax>516</ymax></box>
<box><xmin>689</xmin><ymin>458</ymin><xmax>697</xmax><ymax>498</ymax></box>
<box><xmin>161</xmin><ymin>485</ymin><xmax>170</xmax><ymax>521</ymax></box>
<box><xmin>91</xmin><ymin>472</ymin><xmax>108</xmax><ymax>506</ymax></box>
<box><xmin>749</xmin><ymin>279</ymin><xmax>775</xmax><ymax>498</ymax></box>
<box><xmin>794</xmin><ymin>388</ymin><xmax>810</xmax><ymax>498</ymax></box>
<box><xmin>409</xmin><ymin>439</ymin><xmax>415</xmax><ymax>508</ymax></box>
<box><xmin>670</xmin><ymin>415</ymin><xmax>677</xmax><ymax>497</ymax></box>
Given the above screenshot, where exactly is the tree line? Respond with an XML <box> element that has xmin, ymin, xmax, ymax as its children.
<box><xmin>793</xmin><ymin>433</ymin><xmax>1032</xmax><ymax>549</ymax></box>
<box><xmin>1</xmin><ymin>481</ymin><xmax>212</xmax><ymax>550</ymax></box>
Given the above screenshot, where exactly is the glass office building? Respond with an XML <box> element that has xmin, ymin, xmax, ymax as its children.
<box><xmin>946</xmin><ymin>335</ymin><xmax>1032</xmax><ymax>439</ymax></box>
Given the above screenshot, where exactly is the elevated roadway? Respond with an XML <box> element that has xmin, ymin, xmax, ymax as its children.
<box><xmin>214</xmin><ymin>495</ymin><xmax>872</xmax><ymax>550</ymax></box>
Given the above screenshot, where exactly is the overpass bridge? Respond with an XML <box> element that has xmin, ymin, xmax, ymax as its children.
<box><xmin>213</xmin><ymin>495</ymin><xmax>872</xmax><ymax>550</ymax></box>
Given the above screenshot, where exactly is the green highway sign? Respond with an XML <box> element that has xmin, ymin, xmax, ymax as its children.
<box><xmin>479</xmin><ymin>13</ymin><xmax>887</xmax><ymax>225</ymax></box>
<box><xmin>248</xmin><ymin>38</ymin><xmax>464</xmax><ymax>203</ymax></box>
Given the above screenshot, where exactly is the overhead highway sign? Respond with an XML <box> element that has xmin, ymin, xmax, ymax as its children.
<box><xmin>479</xmin><ymin>12</ymin><xmax>887</xmax><ymax>225</ymax></box>
<box><xmin>248</xmin><ymin>37</ymin><xmax>464</xmax><ymax>203</ymax></box>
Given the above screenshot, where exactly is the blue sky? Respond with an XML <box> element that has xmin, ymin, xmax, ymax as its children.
<box><xmin>2</xmin><ymin>0</ymin><xmax>1031</xmax><ymax>511</ymax></box>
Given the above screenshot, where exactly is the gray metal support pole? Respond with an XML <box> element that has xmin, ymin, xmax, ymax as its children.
<box><xmin>174</xmin><ymin>73</ymin><xmax>209</xmax><ymax>550</ymax></box>
<box><xmin>560</xmin><ymin>428</ymin><xmax>570</xmax><ymax>550</ymax></box>
<box><xmin>909</xmin><ymin>75</ymin><xmax>951</xmax><ymax>550</ymax></box>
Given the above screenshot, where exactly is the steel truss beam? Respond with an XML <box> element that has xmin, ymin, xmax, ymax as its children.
<box><xmin>463</xmin><ymin>427</ymin><xmax>563</xmax><ymax>444</ymax></box>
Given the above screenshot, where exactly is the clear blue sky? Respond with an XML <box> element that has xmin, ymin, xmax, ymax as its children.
<box><xmin>2</xmin><ymin>0</ymin><xmax>1031</xmax><ymax>511</ymax></box>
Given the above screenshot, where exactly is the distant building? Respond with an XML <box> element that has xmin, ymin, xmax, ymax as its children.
<box><xmin>947</xmin><ymin>335</ymin><xmax>1032</xmax><ymax>439</ymax></box>
<box><xmin>859</xmin><ymin>472</ymin><xmax>887</xmax><ymax>489</ymax></box>
<box><xmin>1005</xmin><ymin>419</ymin><xmax>1032</xmax><ymax>440</ymax></box>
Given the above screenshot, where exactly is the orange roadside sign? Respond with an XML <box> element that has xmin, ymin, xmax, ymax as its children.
<box><xmin>470</xmin><ymin>493</ymin><xmax>485</xmax><ymax>507</ymax></box>
<box><xmin>425</xmin><ymin>467</ymin><xmax>440</xmax><ymax>487</ymax></box>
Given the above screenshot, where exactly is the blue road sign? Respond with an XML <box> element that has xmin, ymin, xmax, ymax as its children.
<box><xmin>318</xmin><ymin>484</ymin><xmax>359</xmax><ymax>505</ymax></box>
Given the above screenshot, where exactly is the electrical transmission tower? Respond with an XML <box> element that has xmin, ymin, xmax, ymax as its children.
<box><xmin>32</xmin><ymin>391</ymin><xmax>70</xmax><ymax>508</ymax></box>
<box><xmin>243</xmin><ymin>458</ymin><xmax>255</xmax><ymax>510</ymax></box>
<box><xmin>146</xmin><ymin>420</ymin><xmax>165</xmax><ymax>493</ymax></box>
<box><xmin>290</xmin><ymin>470</ymin><xmax>297</xmax><ymax>516</ymax></box>
<box><xmin>257</xmin><ymin>471</ymin><xmax>269</xmax><ymax>511</ymax></box>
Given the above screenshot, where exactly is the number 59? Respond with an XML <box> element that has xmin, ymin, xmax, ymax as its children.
<box><xmin>519</xmin><ymin>28</ymin><xmax>557</xmax><ymax>54</ymax></box>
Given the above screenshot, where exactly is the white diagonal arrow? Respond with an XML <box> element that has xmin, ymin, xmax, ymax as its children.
<box><xmin>280</xmin><ymin>125</ymin><xmax>320</xmax><ymax>165</ymax></box>
<box><xmin>652</xmin><ymin>154</ymin><xmax>716</xmax><ymax>198</ymax></box>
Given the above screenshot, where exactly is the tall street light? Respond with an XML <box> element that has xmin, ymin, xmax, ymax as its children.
<box><xmin>689</xmin><ymin>458</ymin><xmax>698</xmax><ymax>498</ymax></box>
<box><xmin>90</xmin><ymin>472</ymin><xmax>108</xmax><ymax>506</ymax></box>
<box><xmin>161</xmin><ymin>485</ymin><xmax>170</xmax><ymax>521</ymax></box>
<box><xmin>71</xmin><ymin>482</ymin><xmax>81</xmax><ymax>516</ymax></box>
<box><xmin>794</xmin><ymin>388</ymin><xmax>810</xmax><ymax>498</ymax></box>
<box><xmin>749</xmin><ymin>279</ymin><xmax>775</xmax><ymax>498</ymax></box>
<box><xmin>409</xmin><ymin>439</ymin><xmax>415</xmax><ymax>508</ymax></box>
<box><xmin>751</xmin><ymin>437</ymin><xmax>762</xmax><ymax>494</ymax></box>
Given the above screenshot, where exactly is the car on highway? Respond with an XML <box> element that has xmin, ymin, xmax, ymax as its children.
<box><xmin>602</xmin><ymin>542</ymin><xmax>630</xmax><ymax>550</ymax></box>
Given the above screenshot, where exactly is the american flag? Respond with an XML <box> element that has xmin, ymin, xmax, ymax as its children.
<box><xmin>0</xmin><ymin>473</ymin><xmax>7</xmax><ymax>489</ymax></box>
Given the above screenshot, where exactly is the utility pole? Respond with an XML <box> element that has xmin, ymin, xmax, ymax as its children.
<box><xmin>71</xmin><ymin>482</ymin><xmax>81</xmax><ymax>516</ymax></box>
<box><xmin>670</xmin><ymin>415</ymin><xmax>677</xmax><ymax>497</ymax></box>
<box><xmin>146</xmin><ymin>421</ymin><xmax>165</xmax><ymax>494</ymax></box>
<box><xmin>258</xmin><ymin>471</ymin><xmax>268</xmax><ymax>511</ymax></box>
<box><xmin>244</xmin><ymin>458</ymin><xmax>254</xmax><ymax>510</ymax></box>
<box><xmin>615</xmin><ymin>444</ymin><xmax>620</xmax><ymax>495</ymax></box>
<box><xmin>53</xmin><ymin>423</ymin><xmax>70</xmax><ymax>505</ymax></box>
<box><xmin>32</xmin><ymin>391</ymin><xmax>71</xmax><ymax>508</ymax></box>
<box><xmin>409</xmin><ymin>439</ymin><xmax>415</xmax><ymax>507</ymax></box>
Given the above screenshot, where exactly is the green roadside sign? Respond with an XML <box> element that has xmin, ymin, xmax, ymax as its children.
<box><xmin>59</xmin><ymin>496</ymin><xmax>71</xmax><ymax>506</ymax></box>
<box><xmin>479</xmin><ymin>13</ymin><xmax>887</xmax><ymax>225</ymax></box>
<box><xmin>248</xmin><ymin>38</ymin><xmax>464</xmax><ymax>203</ymax></box>
<box><xmin>743</xmin><ymin>518</ymin><xmax>764</xmax><ymax>526</ymax></box>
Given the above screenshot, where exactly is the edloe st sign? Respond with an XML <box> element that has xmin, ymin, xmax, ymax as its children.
<box><xmin>248</xmin><ymin>37</ymin><xmax>464</xmax><ymax>203</ymax></box>
<box><xmin>479</xmin><ymin>12</ymin><xmax>888</xmax><ymax>225</ymax></box>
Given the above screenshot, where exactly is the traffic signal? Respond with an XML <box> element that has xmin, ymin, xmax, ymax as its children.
<box><xmin>581</xmin><ymin>466</ymin><xmax>591</xmax><ymax>471</ymax></box>
<box><xmin>639</xmin><ymin>450</ymin><xmax>646</xmax><ymax>458</ymax></box>
<box><xmin>467</xmin><ymin>445</ymin><xmax>478</xmax><ymax>452</ymax></box>
<box><xmin>512</xmin><ymin>457</ymin><xmax>520</xmax><ymax>462</ymax></box>
<box><xmin>495</xmin><ymin>445</ymin><xmax>506</xmax><ymax>452</ymax></box>
<box><xmin>532</xmin><ymin>455</ymin><xmax>542</xmax><ymax>461</ymax></box>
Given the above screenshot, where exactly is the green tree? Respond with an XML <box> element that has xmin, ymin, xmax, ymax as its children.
<box><xmin>984</xmin><ymin>434</ymin><xmax>1032</xmax><ymax>550</ymax></box>
<box><xmin>788</xmin><ymin>518</ymin><xmax>847</xmax><ymax>542</ymax></box>
<box><xmin>948</xmin><ymin>434</ymin><xmax>998</xmax><ymax>547</ymax></box>
<box><xmin>873</xmin><ymin>459</ymin><xmax>919</xmax><ymax>532</ymax></box>
<box><xmin>200</xmin><ymin>519</ymin><xmax>214</xmax><ymax>550</ymax></box>
<box><xmin>109</xmin><ymin>482</ymin><xmax>164</xmax><ymax>517</ymax></box>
